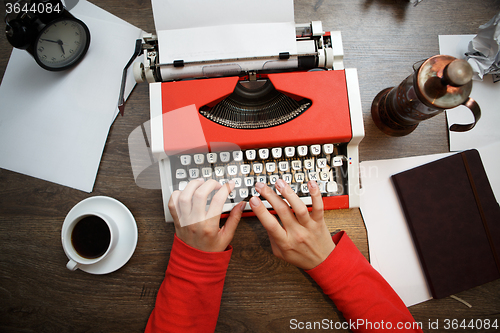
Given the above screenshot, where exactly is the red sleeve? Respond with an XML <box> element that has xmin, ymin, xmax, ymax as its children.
<box><xmin>145</xmin><ymin>234</ymin><xmax>232</xmax><ymax>333</ymax></box>
<box><xmin>306</xmin><ymin>231</ymin><xmax>423</xmax><ymax>332</ymax></box>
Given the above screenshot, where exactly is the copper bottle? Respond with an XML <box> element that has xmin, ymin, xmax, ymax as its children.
<box><xmin>371</xmin><ymin>55</ymin><xmax>481</xmax><ymax>136</ymax></box>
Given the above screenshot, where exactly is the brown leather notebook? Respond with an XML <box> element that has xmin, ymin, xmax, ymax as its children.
<box><xmin>391</xmin><ymin>149</ymin><xmax>500</xmax><ymax>299</ymax></box>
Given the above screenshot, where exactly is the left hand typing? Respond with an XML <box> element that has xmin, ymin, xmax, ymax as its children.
<box><xmin>168</xmin><ymin>178</ymin><xmax>245</xmax><ymax>252</ymax></box>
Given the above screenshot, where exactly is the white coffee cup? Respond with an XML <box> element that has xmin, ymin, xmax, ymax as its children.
<box><xmin>61</xmin><ymin>211</ymin><xmax>119</xmax><ymax>271</ymax></box>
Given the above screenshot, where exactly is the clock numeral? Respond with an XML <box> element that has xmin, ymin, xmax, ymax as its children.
<box><xmin>69</xmin><ymin>49</ymin><xmax>74</xmax><ymax>54</ymax></box>
<box><xmin>38</xmin><ymin>47</ymin><xmax>44</xmax><ymax>53</ymax></box>
<box><xmin>51</xmin><ymin>57</ymin><xmax>57</xmax><ymax>62</ymax></box>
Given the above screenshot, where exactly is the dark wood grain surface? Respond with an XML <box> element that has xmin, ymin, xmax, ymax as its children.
<box><xmin>1</xmin><ymin>0</ymin><xmax>500</xmax><ymax>332</ymax></box>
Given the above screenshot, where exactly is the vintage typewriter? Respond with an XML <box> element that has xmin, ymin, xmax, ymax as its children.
<box><xmin>133</xmin><ymin>4</ymin><xmax>364</xmax><ymax>222</ymax></box>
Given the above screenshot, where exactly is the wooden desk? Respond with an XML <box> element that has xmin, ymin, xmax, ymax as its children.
<box><xmin>1</xmin><ymin>1</ymin><xmax>499</xmax><ymax>332</ymax></box>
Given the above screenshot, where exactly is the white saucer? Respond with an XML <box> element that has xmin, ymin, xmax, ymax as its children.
<box><xmin>63</xmin><ymin>196</ymin><xmax>138</xmax><ymax>274</ymax></box>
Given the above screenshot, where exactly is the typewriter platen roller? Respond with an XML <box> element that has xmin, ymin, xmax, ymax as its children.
<box><xmin>133</xmin><ymin>21</ymin><xmax>343</xmax><ymax>83</ymax></box>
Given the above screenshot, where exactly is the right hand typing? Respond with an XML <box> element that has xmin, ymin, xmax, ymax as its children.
<box><xmin>249</xmin><ymin>179</ymin><xmax>335</xmax><ymax>270</ymax></box>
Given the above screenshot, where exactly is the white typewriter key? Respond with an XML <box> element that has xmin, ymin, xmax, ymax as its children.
<box><xmin>220</xmin><ymin>152</ymin><xmax>230</xmax><ymax>163</ymax></box>
<box><xmin>246</xmin><ymin>150</ymin><xmax>256</xmax><ymax>160</ymax></box>
<box><xmin>282</xmin><ymin>174</ymin><xmax>292</xmax><ymax>183</ymax></box>
<box><xmin>311</xmin><ymin>145</ymin><xmax>321</xmax><ymax>155</ymax></box>
<box><xmin>333</xmin><ymin>156</ymin><xmax>343</xmax><ymax>166</ymax></box>
<box><xmin>219</xmin><ymin>179</ymin><xmax>228</xmax><ymax>186</ymax></box>
<box><xmin>176</xmin><ymin>169</ymin><xmax>187</xmax><ymax>179</ymax></box>
<box><xmin>285</xmin><ymin>146</ymin><xmax>295</xmax><ymax>157</ymax></box>
<box><xmin>297</xmin><ymin>145</ymin><xmax>308</xmax><ymax>156</ymax></box>
<box><xmin>239</xmin><ymin>188</ymin><xmax>249</xmax><ymax>198</ymax></box>
<box><xmin>327</xmin><ymin>181</ymin><xmax>338</xmax><ymax>193</ymax></box>
<box><xmin>275</xmin><ymin>187</ymin><xmax>281</xmax><ymax>196</ymax></box>
<box><xmin>207</xmin><ymin>153</ymin><xmax>217</xmax><ymax>164</ymax></box>
<box><xmin>304</xmin><ymin>159</ymin><xmax>314</xmax><ymax>170</ymax></box>
<box><xmin>253</xmin><ymin>163</ymin><xmax>263</xmax><ymax>174</ymax></box>
<box><xmin>256</xmin><ymin>175</ymin><xmax>267</xmax><ymax>184</ymax></box>
<box><xmin>271</xmin><ymin>147</ymin><xmax>282</xmax><ymax>159</ymax></box>
<box><xmin>240</xmin><ymin>164</ymin><xmax>251</xmax><ymax>175</ymax></box>
<box><xmin>233</xmin><ymin>178</ymin><xmax>242</xmax><ymax>187</ymax></box>
<box><xmin>323</xmin><ymin>144</ymin><xmax>334</xmax><ymax>155</ymax></box>
<box><xmin>244</xmin><ymin>177</ymin><xmax>254</xmax><ymax>187</ymax></box>
<box><xmin>233</xmin><ymin>151</ymin><xmax>243</xmax><ymax>161</ymax></box>
<box><xmin>291</xmin><ymin>160</ymin><xmax>302</xmax><ymax>170</ymax></box>
<box><xmin>228</xmin><ymin>190</ymin><xmax>236</xmax><ymax>200</ymax></box>
<box><xmin>251</xmin><ymin>187</ymin><xmax>260</xmax><ymax>197</ymax></box>
<box><xmin>301</xmin><ymin>183</ymin><xmax>309</xmax><ymax>194</ymax></box>
<box><xmin>180</xmin><ymin>155</ymin><xmax>191</xmax><ymax>166</ymax></box>
<box><xmin>189</xmin><ymin>168</ymin><xmax>200</xmax><ymax>178</ymax></box>
<box><xmin>269</xmin><ymin>174</ymin><xmax>279</xmax><ymax>185</ymax></box>
<box><xmin>179</xmin><ymin>181</ymin><xmax>188</xmax><ymax>191</ymax></box>
<box><xmin>308</xmin><ymin>172</ymin><xmax>318</xmax><ymax>181</ymax></box>
<box><xmin>266</xmin><ymin>162</ymin><xmax>276</xmax><ymax>173</ymax></box>
<box><xmin>295</xmin><ymin>173</ymin><xmax>305</xmax><ymax>183</ymax></box>
<box><xmin>194</xmin><ymin>154</ymin><xmax>204</xmax><ymax>164</ymax></box>
<box><xmin>317</xmin><ymin>158</ymin><xmax>328</xmax><ymax>169</ymax></box>
<box><xmin>227</xmin><ymin>165</ymin><xmax>238</xmax><ymax>176</ymax></box>
<box><xmin>259</xmin><ymin>149</ymin><xmax>269</xmax><ymax>160</ymax></box>
<box><xmin>279</xmin><ymin>161</ymin><xmax>289</xmax><ymax>172</ymax></box>
<box><xmin>214</xmin><ymin>167</ymin><xmax>225</xmax><ymax>177</ymax></box>
<box><xmin>290</xmin><ymin>184</ymin><xmax>298</xmax><ymax>193</ymax></box>
<box><xmin>318</xmin><ymin>181</ymin><xmax>327</xmax><ymax>193</ymax></box>
<box><xmin>202</xmin><ymin>167</ymin><xmax>212</xmax><ymax>178</ymax></box>
<box><xmin>320</xmin><ymin>171</ymin><xmax>330</xmax><ymax>181</ymax></box>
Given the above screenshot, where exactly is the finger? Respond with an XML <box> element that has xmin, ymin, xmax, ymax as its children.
<box><xmin>190</xmin><ymin>179</ymin><xmax>222</xmax><ymax>217</ymax></box>
<box><xmin>275</xmin><ymin>179</ymin><xmax>310</xmax><ymax>226</ymax></box>
<box><xmin>249</xmin><ymin>195</ymin><xmax>287</xmax><ymax>244</ymax></box>
<box><xmin>177</xmin><ymin>178</ymin><xmax>205</xmax><ymax>216</ymax></box>
<box><xmin>207</xmin><ymin>180</ymin><xmax>235</xmax><ymax>219</ymax></box>
<box><xmin>219</xmin><ymin>201</ymin><xmax>244</xmax><ymax>246</ymax></box>
<box><xmin>168</xmin><ymin>190</ymin><xmax>181</xmax><ymax>224</ymax></box>
<box><xmin>254</xmin><ymin>182</ymin><xmax>296</xmax><ymax>229</ymax></box>
<box><xmin>308</xmin><ymin>180</ymin><xmax>324</xmax><ymax>222</ymax></box>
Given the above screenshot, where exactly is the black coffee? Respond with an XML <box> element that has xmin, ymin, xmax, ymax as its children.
<box><xmin>71</xmin><ymin>215</ymin><xmax>111</xmax><ymax>259</ymax></box>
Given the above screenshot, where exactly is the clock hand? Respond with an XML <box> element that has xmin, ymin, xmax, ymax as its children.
<box><xmin>59</xmin><ymin>41</ymin><xmax>65</xmax><ymax>55</ymax></box>
<box><xmin>41</xmin><ymin>39</ymin><xmax>66</xmax><ymax>54</ymax></box>
<box><xmin>40</xmin><ymin>38</ymin><xmax>60</xmax><ymax>43</ymax></box>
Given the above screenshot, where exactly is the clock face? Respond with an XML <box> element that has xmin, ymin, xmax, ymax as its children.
<box><xmin>34</xmin><ymin>18</ymin><xmax>90</xmax><ymax>71</ymax></box>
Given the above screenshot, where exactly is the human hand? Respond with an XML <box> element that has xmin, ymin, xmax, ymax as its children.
<box><xmin>168</xmin><ymin>178</ymin><xmax>245</xmax><ymax>252</ymax></box>
<box><xmin>249</xmin><ymin>179</ymin><xmax>335</xmax><ymax>270</ymax></box>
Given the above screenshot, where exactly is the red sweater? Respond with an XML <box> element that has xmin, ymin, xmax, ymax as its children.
<box><xmin>145</xmin><ymin>232</ymin><xmax>422</xmax><ymax>332</ymax></box>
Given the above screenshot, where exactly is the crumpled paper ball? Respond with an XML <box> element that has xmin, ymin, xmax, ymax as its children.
<box><xmin>465</xmin><ymin>11</ymin><xmax>500</xmax><ymax>81</ymax></box>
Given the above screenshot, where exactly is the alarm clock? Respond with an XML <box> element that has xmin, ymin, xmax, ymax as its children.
<box><xmin>5</xmin><ymin>0</ymin><xmax>91</xmax><ymax>71</ymax></box>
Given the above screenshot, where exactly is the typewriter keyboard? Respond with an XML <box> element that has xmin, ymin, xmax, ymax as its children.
<box><xmin>169</xmin><ymin>143</ymin><xmax>348</xmax><ymax>206</ymax></box>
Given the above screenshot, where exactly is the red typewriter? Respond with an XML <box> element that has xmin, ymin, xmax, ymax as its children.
<box><xmin>133</xmin><ymin>19</ymin><xmax>364</xmax><ymax>222</ymax></box>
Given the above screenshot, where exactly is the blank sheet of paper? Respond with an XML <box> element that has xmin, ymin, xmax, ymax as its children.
<box><xmin>0</xmin><ymin>0</ymin><xmax>143</xmax><ymax>192</ymax></box>
<box><xmin>438</xmin><ymin>35</ymin><xmax>500</xmax><ymax>151</ymax></box>
<box><xmin>151</xmin><ymin>0</ymin><xmax>297</xmax><ymax>64</ymax></box>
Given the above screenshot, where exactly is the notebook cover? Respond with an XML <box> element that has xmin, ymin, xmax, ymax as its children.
<box><xmin>391</xmin><ymin>149</ymin><xmax>500</xmax><ymax>299</ymax></box>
